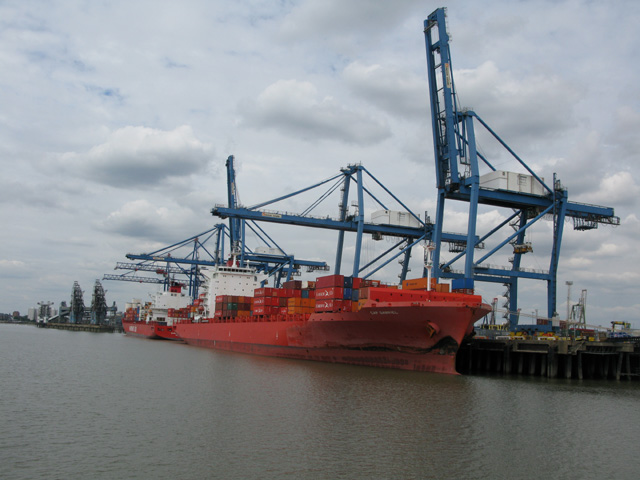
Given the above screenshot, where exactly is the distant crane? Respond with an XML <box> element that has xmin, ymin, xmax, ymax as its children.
<box><xmin>105</xmin><ymin>156</ymin><xmax>329</xmax><ymax>293</ymax></box>
<box><xmin>569</xmin><ymin>289</ymin><xmax>587</xmax><ymax>325</ymax></box>
<box><xmin>69</xmin><ymin>281</ymin><xmax>84</xmax><ymax>324</ymax></box>
<box><xmin>423</xmin><ymin>8</ymin><xmax>619</xmax><ymax>327</ymax></box>
<box><xmin>37</xmin><ymin>301</ymin><xmax>54</xmax><ymax>323</ymax></box>
<box><xmin>121</xmin><ymin>224</ymin><xmax>228</xmax><ymax>298</ymax></box>
<box><xmin>90</xmin><ymin>280</ymin><xmax>108</xmax><ymax>325</ymax></box>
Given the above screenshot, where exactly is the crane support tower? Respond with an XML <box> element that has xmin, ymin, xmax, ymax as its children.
<box><xmin>423</xmin><ymin>8</ymin><xmax>619</xmax><ymax>327</ymax></box>
<box><xmin>69</xmin><ymin>281</ymin><xmax>85</xmax><ymax>324</ymax></box>
<box><xmin>90</xmin><ymin>280</ymin><xmax>108</xmax><ymax>325</ymax></box>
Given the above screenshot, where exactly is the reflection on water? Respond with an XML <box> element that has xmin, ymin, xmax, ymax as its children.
<box><xmin>1</xmin><ymin>324</ymin><xmax>638</xmax><ymax>480</ymax></box>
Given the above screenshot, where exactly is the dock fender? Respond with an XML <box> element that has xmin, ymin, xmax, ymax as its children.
<box><xmin>426</xmin><ymin>322</ymin><xmax>440</xmax><ymax>338</ymax></box>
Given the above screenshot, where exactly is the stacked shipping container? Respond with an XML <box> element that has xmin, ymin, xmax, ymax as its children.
<box><xmin>178</xmin><ymin>274</ymin><xmax>468</xmax><ymax>322</ymax></box>
<box><xmin>214</xmin><ymin>295</ymin><xmax>252</xmax><ymax>319</ymax></box>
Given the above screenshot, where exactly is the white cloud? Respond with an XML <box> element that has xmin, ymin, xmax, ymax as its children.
<box><xmin>343</xmin><ymin>61</ymin><xmax>427</xmax><ymax>119</ymax></box>
<box><xmin>611</xmin><ymin>106</ymin><xmax>640</xmax><ymax>156</ymax></box>
<box><xmin>564</xmin><ymin>256</ymin><xmax>594</xmax><ymax>268</ymax></box>
<box><xmin>591</xmin><ymin>171</ymin><xmax>639</xmax><ymax>207</ymax></box>
<box><xmin>278</xmin><ymin>0</ymin><xmax>423</xmax><ymax>42</ymax></box>
<box><xmin>98</xmin><ymin>199</ymin><xmax>201</xmax><ymax>243</ymax></box>
<box><xmin>0</xmin><ymin>259</ymin><xmax>26</xmax><ymax>271</ymax></box>
<box><xmin>594</xmin><ymin>242</ymin><xmax>623</xmax><ymax>257</ymax></box>
<box><xmin>239</xmin><ymin>79</ymin><xmax>391</xmax><ymax>144</ymax></box>
<box><xmin>455</xmin><ymin>61</ymin><xmax>583</xmax><ymax>146</ymax></box>
<box><xmin>54</xmin><ymin>125</ymin><xmax>212</xmax><ymax>188</ymax></box>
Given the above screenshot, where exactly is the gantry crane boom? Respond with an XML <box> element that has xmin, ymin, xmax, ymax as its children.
<box><xmin>102</xmin><ymin>274</ymin><xmax>166</xmax><ymax>285</ymax></box>
<box><xmin>212</xmin><ymin>164</ymin><xmax>482</xmax><ymax>280</ymax></box>
<box><xmin>226</xmin><ymin>155</ymin><xmax>242</xmax><ymax>255</ymax></box>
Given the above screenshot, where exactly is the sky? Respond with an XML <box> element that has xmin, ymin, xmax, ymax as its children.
<box><xmin>1</xmin><ymin>0</ymin><xmax>639</xmax><ymax>328</ymax></box>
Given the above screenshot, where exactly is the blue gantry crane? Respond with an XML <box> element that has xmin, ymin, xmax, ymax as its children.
<box><xmin>212</xmin><ymin>163</ymin><xmax>478</xmax><ymax>282</ymax></box>
<box><xmin>423</xmin><ymin>8</ymin><xmax>619</xmax><ymax>326</ymax></box>
<box><xmin>223</xmin><ymin>155</ymin><xmax>330</xmax><ymax>283</ymax></box>
<box><xmin>104</xmin><ymin>156</ymin><xmax>329</xmax><ymax>294</ymax></box>
<box><xmin>117</xmin><ymin>224</ymin><xmax>228</xmax><ymax>298</ymax></box>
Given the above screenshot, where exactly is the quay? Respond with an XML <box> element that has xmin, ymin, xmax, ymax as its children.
<box><xmin>35</xmin><ymin>322</ymin><xmax>115</xmax><ymax>333</ymax></box>
<box><xmin>457</xmin><ymin>336</ymin><xmax>640</xmax><ymax>380</ymax></box>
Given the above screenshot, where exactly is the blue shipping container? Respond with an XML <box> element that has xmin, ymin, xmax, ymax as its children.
<box><xmin>452</xmin><ymin>278</ymin><xmax>474</xmax><ymax>290</ymax></box>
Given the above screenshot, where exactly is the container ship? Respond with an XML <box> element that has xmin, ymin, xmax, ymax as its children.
<box><xmin>174</xmin><ymin>258</ymin><xmax>491</xmax><ymax>374</ymax></box>
<box><xmin>122</xmin><ymin>283</ymin><xmax>191</xmax><ymax>340</ymax></box>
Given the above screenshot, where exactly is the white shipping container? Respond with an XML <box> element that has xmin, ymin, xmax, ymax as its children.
<box><xmin>479</xmin><ymin>170</ymin><xmax>545</xmax><ymax>196</ymax></box>
<box><xmin>125</xmin><ymin>299</ymin><xmax>142</xmax><ymax>310</ymax></box>
<box><xmin>371</xmin><ymin>210</ymin><xmax>422</xmax><ymax>228</ymax></box>
<box><xmin>254</xmin><ymin>246</ymin><xmax>284</xmax><ymax>255</ymax></box>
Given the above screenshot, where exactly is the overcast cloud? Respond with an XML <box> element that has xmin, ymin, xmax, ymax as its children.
<box><xmin>1</xmin><ymin>0</ymin><xmax>639</xmax><ymax>328</ymax></box>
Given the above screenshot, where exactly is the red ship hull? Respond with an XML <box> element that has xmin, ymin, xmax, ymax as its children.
<box><xmin>154</xmin><ymin>323</ymin><xmax>182</xmax><ymax>341</ymax></box>
<box><xmin>122</xmin><ymin>320</ymin><xmax>181</xmax><ymax>341</ymax></box>
<box><xmin>175</xmin><ymin>300</ymin><xmax>489</xmax><ymax>374</ymax></box>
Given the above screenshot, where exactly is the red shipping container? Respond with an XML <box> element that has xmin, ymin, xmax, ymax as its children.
<box><xmin>283</xmin><ymin>280</ymin><xmax>303</xmax><ymax>289</ymax></box>
<box><xmin>253</xmin><ymin>305</ymin><xmax>274</xmax><ymax>315</ymax></box>
<box><xmin>254</xmin><ymin>287</ymin><xmax>274</xmax><ymax>297</ymax></box>
<box><xmin>253</xmin><ymin>296</ymin><xmax>277</xmax><ymax>306</ymax></box>
<box><xmin>359</xmin><ymin>287</ymin><xmax>429</xmax><ymax>302</ymax></box>
<box><xmin>316</xmin><ymin>274</ymin><xmax>345</xmax><ymax>288</ymax></box>
<box><xmin>315</xmin><ymin>287</ymin><xmax>344</xmax><ymax>299</ymax></box>
<box><xmin>315</xmin><ymin>299</ymin><xmax>344</xmax><ymax>312</ymax></box>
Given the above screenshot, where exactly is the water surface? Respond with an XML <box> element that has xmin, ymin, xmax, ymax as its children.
<box><xmin>1</xmin><ymin>324</ymin><xmax>638</xmax><ymax>479</ymax></box>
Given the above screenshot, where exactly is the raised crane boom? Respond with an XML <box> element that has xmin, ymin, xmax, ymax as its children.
<box><xmin>423</xmin><ymin>8</ymin><xmax>619</xmax><ymax>325</ymax></box>
<box><xmin>226</xmin><ymin>155</ymin><xmax>242</xmax><ymax>255</ymax></box>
